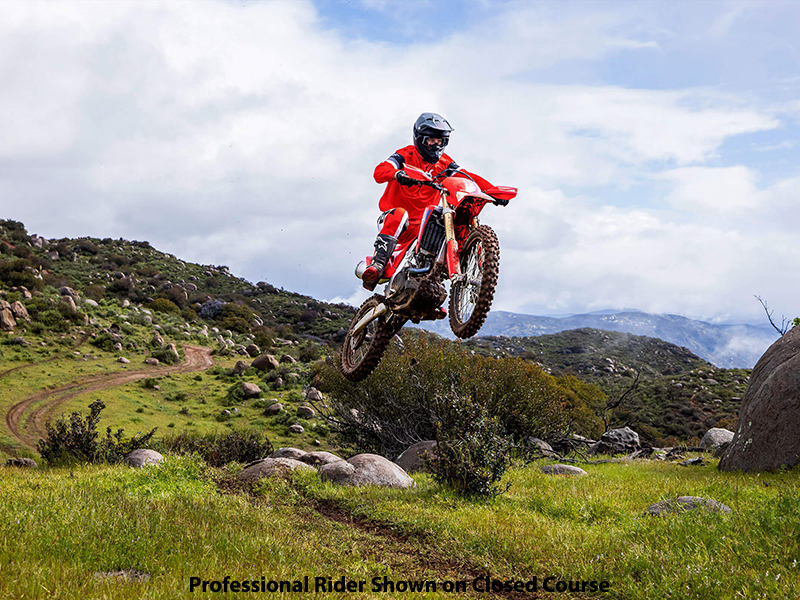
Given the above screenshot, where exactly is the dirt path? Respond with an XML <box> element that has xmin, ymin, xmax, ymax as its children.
<box><xmin>5</xmin><ymin>345</ymin><xmax>213</xmax><ymax>451</ymax></box>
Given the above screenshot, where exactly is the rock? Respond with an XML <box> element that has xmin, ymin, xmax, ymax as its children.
<box><xmin>0</xmin><ymin>303</ymin><xmax>16</xmax><ymax>331</ymax></box>
<box><xmin>591</xmin><ymin>427</ymin><xmax>640</xmax><ymax>455</ymax></box>
<box><xmin>289</xmin><ymin>424</ymin><xmax>305</xmax><ymax>434</ymax></box>
<box><xmin>300</xmin><ymin>451</ymin><xmax>343</xmax><ymax>467</ymax></box>
<box><xmin>241</xmin><ymin>382</ymin><xmax>261</xmax><ymax>399</ymax></box>
<box><xmin>116</xmin><ymin>357</ymin><xmax>130</xmax><ymax>364</ymax></box>
<box><xmin>230</xmin><ymin>360</ymin><xmax>250</xmax><ymax>376</ymax></box>
<box><xmin>527</xmin><ymin>437</ymin><xmax>556</xmax><ymax>457</ymax></box>
<box><xmin>144</xmin><ymin>358</ymin><xmax>159</xmax><ymax>366</ymax></box>
<box><xmin>719</xmin><ymin>327</ymin><xmax>800</xmax><ymax>472</ymax></box>
<box><xmin>700</xmin><ymin>428</ymin><xmax>734</xmax><ymax>450</ymax></box>
<box><xmin>5</xmin><ymin>457</ymin><xmax>37</xmax><ymax>468</ymax></box>
<box><xmin>540</xmin><ymin>464</ymin><xmax>588</xmax><ymax>476</ymax></box>
<box><xmin>319</xmin><ymin>453</ymin><xmax>416</xmax><ymax>488</ymax></box>
<box><xmin>305</xmin><ymin>387</ymin><xmax>324</xmax><ymax>402</ymax></box>
<box><xmin>395</xmin><ymin>441</ymin><xmax>438</xmax><ymax>473</ymax></box>
<box><xmin>151</xmin><ymin>334</ymin><xmax>165</xmax><ymax>348</ymax></box>
<box><xmin>84</xmin><ymin>299</ymin><xmax>99</xmax><ymax>307</ymax></box>
<box><xmin>58</xmin><ymin>286</ymin><xmax>79</xmax><ymax>298</ymax></box>
<box><xmin>713</xmin><ymin>442</ymin><xmax>731</xmax><ymax>458</ymax></box>
<box><xmin>263</xmin><ymin>403</ymin><xmax>284</xmax><ymax>416</ymax></box>
<box><xmin>10</xmin><ymin>301</ymin><xmax>30</xmax><ymax>322</ymax></box>
<box><xmin>239</xmin><ymin>458</ymin><xmax>314</xmax><ymax>481</ymax></box>
<box><xmin>646</xmin><ymin>496</ymin><xmax>732</xmax><ymax>516</ymax></box>
<box><xmin>245</xmin><ymin>344</ymin><xmax>260</xmax><ymax>357</ymax></box>
<box><xmin>251</xmin><ymin>354</ymin><xmax>279</xmax><ymax>372</ymax></box>
<box><xmin>677</xmin><ymin>456</ymin><xmax>705</xmax><ymax>467</ymax></box>
<box><xmin>123</xmin><ymin>449</ymin><xmax>163</xmax><ymax>468</ymax></box>
<box><xmin>271</xmin><ymin>447</ymin><xmax>307</xmax><ymax>460</ymax></box>
<box><xmin>297</xmin><ymin>405</ymin><xmax>315</xmax><ymax>419</ymax></box>
<box><xmin>280</xmin><ymin>354</ymin><xmax>297</xmax><ymax>364</ymax></box>
<box><xmin>61</xmin><ymin>296</ymin><xmax>78</xmax><ymax>314</ymax></box>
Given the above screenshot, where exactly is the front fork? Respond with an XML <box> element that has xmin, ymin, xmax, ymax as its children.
<box><xmin>442</xmin><ymin>190</ymin><xmax>462</xmax><ymax>279</ymax></box>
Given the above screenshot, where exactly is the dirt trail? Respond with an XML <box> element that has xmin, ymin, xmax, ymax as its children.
<box><xmin>5</xmin><ymin>345</ymin><xmax>213</xmax><ymax>451</ymax></box>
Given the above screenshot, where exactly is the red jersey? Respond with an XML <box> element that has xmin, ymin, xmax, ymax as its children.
<box><xmin>373</xmin><ymin>145</ymin><xmax>493</xmax><ymax>225</ymax></box>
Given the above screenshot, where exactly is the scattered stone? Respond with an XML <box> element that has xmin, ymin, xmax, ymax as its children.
<box><xmin>245</xmin><ymin>344</ymin><xmax>260</xmax><ymax>357</ymax></box>
<box><xmin>319</xmin><ymin>454</ymin><xmax>415</xmax><ymax>488</ymax></box>
<box><xmin>9</xmin><ymin>301</ymin><xmax>30</xmax><ymax>322</ymax></box>
<box><xmin>0</xmin><ymin>302</ymin><xmax>16</xmax><ymax>331</ymax></box>
<box><xmin>84</xmin><ymin>299</ymin><xmax>99</xmax><ymax>307</ymax></box>
<box><xmin>5</xmin><ymin>457</ymin><xmax>37</xmax><ymax>468</ymax></box>
<box><xmin>123</xmin><ymin>449</ymin><xmax>163</xmax><ymax>468</ymax></box>
<box><xmin>646</xmin><ymin>496</ymin><xmax>732</xmax><ymax>516</ymax></box>
<box><xmin>700</xmin><ymin>428</ymin><xmax>734</xmax><ymax>450</ymax></box>
<box><xmin>289</xmin><ymin>424</ymin><xmax>305</xmax><ymax>434</ymax></box>
<box><xmin>591</xmin><ymin>427</ymin><xmax>640</xmax><ymax>455</ymax></box>
<box><xmin>677</xmin><ymin>456</ymin><xmax>705</xmax><ymax>467</ymax></box>
<box><xmin>300</xmin><ymin>451</ymin><xmax>343</xmax><ymax>467</ymax></box>
<box><xmin>270</xmin><ymin>447</ymin><xmax>307</xmax><ymax>460</ymax></box>
<box><xmin>395</xmin><ymin>441</ymin><xmax>438</xmax><ymax>473</ymax></box>
<box><xmin>239</xmin><ymin>458</ymin><xmax>314</xmax><ymax>481</ymax></box>
<box><xmin>305</xmin><ymin>387</ymin><xmax>324</xmax><ymax>402</ymax></box>
<box><xmin>144</xmin><ymin>358</ymin><xmax>159</xmax><ymax>366</ymax></box>
<box><xmin>61</xmin><ymin>296</ymin><xmax>78</xmax><ymax>314</ymax></box>
<box><xmin>251</xmin><ymin>354</ymin><xmax>280</xmax><ymax>372</ymax></box>
<box><xmin>93</xmin><ymin>569</ymin><xmax>151</xmax><ymax>584</ymax></box>
<box><xmin>241</xmin><ymin>382</ymin><xmax>262</xmax><ymax>399</ymax></box>
<box><xmin>230</xmin><ymin>360</ymin><xmax>250</xmax><ymax>376</ymax></box>
<box><xmin>540</xmin><ymin>464</ymin><xmax>588</xmax><ymax>476</ymax></box>
<box><xmin>58</xmin><ymin>286</ymin><xmax>79</xmax><ymax>298</ymax></box>
<box><xmin>151</xmin><ymin>334</ymin><xmax>165</xmax><ymax>348</ymax></box>
<box><xmin>526</xmin><ymin>437</ymin><xmax>556</xmax><ymax>457</ymax></box>
<box><xmin>280</xmin><ymin>354</ymin><xmax>297</xmax><ymax>364</ymax></box>
<box><xmin>297</xmin><ymin>405</ymin><xmax>315</xmax><ymax>419</ymax></box>
<box><xmin>263</xmin><ymin>403</ymin><xmax>284</xmax><ymax>416</ymax></box>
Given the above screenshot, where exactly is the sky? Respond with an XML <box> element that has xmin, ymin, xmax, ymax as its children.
<box><xmin>2</xmin><ymin>0</ymin><xmax>800</xmax><ymax>325</ymax></box>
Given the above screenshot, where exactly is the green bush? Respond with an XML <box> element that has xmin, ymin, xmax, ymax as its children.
<box><xmin>37</xmin><ymin>399</ymin><xmax>156</xmax><ymax>466</ymax></box>
<box><xmin>147</xmin><ymin>298</ymin><xmax>181</xmax><ymax>314</ymax></box>
<box><xmin>158</xmin><ymin>430</ymin><xmax>273</xmax><ymax>466</ymax></box>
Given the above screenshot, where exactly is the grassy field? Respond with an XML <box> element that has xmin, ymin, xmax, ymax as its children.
<box><xmin>1</xmin><ymin>456</ymin><xmax>798</xmax><ymax>599</ymax></box>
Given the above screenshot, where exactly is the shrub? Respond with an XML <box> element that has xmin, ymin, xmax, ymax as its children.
<box><xmin>148</xmin><ymin>298</ymin><xmax>181</xmax><ymax>314</ymax></box>
<box><xmin>151</xmin><ymin>346</ymin><xmax>180</xmax><ymax>365</ymax></box>
<box><xmin>37</xmin><ymin>399</ymin><xmax>156</xmax><ymax>466</ymax></box>
<box><xmin>298</xmin><ymin>342</ymin><xmax>321</xmax><ymax>363</ymax></box>
<box><xmin>159</xmin><ymin>430</ymin><xmax>273</xmax><ymax>466</ymax></box>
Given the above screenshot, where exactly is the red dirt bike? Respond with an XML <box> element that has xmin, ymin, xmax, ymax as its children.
<box><xmin>340</xmin><ymin>165</ymin><xmax>516</xmax><ymax>382</ymax></box>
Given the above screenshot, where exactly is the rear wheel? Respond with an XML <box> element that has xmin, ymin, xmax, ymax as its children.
<box><xmin>340</xmin><ymin>295</ymin><xmax>403</xmax><ymax>382</ymax></box>
<box><xmin>449</xmin><ymin>225</ymin><xmax>499</xmax><ymax>339</ymax></box>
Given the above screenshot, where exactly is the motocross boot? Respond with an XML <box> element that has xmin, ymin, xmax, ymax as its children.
<box><xmin>362</xmin><ymin>233</ymin><xmax>398</xmax><ymax>291</ymax></box>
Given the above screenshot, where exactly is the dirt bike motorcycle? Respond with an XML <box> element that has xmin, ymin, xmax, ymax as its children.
<box><xmin>339</xmin><ymin>165</ymin><xmax>516</xmax><ymax>382</ymax></box>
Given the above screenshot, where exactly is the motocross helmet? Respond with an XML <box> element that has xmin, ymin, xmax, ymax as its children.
<box><xmin>413</xmin><ymin>112</ymin><xmax>453</xmax><ymax>163</ymax></box>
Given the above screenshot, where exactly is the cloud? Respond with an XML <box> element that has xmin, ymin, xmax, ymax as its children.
<box><xmin>1</xmin><ymin>0</ymin><xmax>799</xmax><ymax>326</ymax></box>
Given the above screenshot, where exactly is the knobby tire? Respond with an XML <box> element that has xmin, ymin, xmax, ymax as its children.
<box><xmin>449</xmin><ymin>225</ymin><xmax>500</xmax><ymax>339</ymax></box>
<box><xmin>339</xmin><ymin>295</ymin><xmax>400</xmax><ymax>382</ymax></box>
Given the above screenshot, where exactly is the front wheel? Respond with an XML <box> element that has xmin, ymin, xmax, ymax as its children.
<box><xmin>340</xmin><ymin>295</ymin><xmax>403</xmax><ymax>382</ymax></box>
<box><xmin>449</xmin><ymin>225</ymin><xmax>499</xmax><ymax>339</ymax></box>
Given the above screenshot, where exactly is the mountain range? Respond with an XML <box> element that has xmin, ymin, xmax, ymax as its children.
<box><xmin>417</xmin><ymin>309</ymin><xmax>778</xmax><ymax>368</ymax></box>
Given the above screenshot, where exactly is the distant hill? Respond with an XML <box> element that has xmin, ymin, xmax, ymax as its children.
<box><xmin>418</xmin><ymin>309</ymin><xmax>778</xmax><ymax>368</ymax></box>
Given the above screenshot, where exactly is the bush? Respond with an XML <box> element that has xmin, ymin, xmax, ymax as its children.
<box><xmin>37</xmin><ymin>399</ymin><xmax>156</xmax><ymax>466</ymax></box>
<box><xmin>159</xmin><ymin>430</ymin><xmax>273</xmax><ymax>466</ymax></box>
<box><xmin>426</xmin><ymin>390</ymin><xmax>512</xmax><ymax>497</ymax></box>
<box><xmin>148</xmin><ymin>298</ymin><xmax>181</xmax><ymax>314</ymax></box>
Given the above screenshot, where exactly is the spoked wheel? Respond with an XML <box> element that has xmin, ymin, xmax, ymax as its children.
<box><xmin>449</xmin><ymin>225</ymin><xmax>500</xmax><ymax>339</ymax></box>
<box><xmin>340</xmin><ymin>295</ymin><xmax>403</xmax><ymax>382</ymax></box>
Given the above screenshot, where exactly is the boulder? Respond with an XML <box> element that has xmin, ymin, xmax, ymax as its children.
<box><xmin>540</xmin><ymin>464</ymin><xmax>587</xmax><ymax>476</ymax></box>
<box><xmin>123</xmin><ymin>449</ymin><xmax>163</xmax><ymax>468</ymax></box>
<box><xmin>61</xmin><ymin>296</ymin><xmax>78</xmax><ymax>314</ymax></box>
<box><xmin>289</xmin><ymin>424</ymin><xmax>305</xmax><ymax>434</ymax></box>
<box><xmin>719</xmin><ymin>327</ymin><xmax>800</xmax><ymax>472</ymax></box>
<box><xmin>297</xmin><ymin>405</ymin><xmax>315</xmax><ymax>419</ymax></box>
<box><xmin>251</xmin><ymin>354</ymin><xmax>279</xmax><ymax>372</ymax></box>
<box><xmin>230</xmin><ymin>360</ymin><xmax>250</xmax><ymax>376</ymax></box>
<box><xmin>116</xmin><ymin>357</ymin><xmax>130</xmax><ymax>364</ymax></box>
<box><xmin>58</xmin><ymin>286</ymin><xmax>79</xmax><ymax>298</ymax></box>
<box><xmin>10</xmin><ymin>301</ymin><xmax>30</xmax><ymax>322</ymax></box>
<box><xmin>151</xmin><ymin>334</ymin><xmax>165</xmax><ymax>348</ymax></box>
<box><xmin>646</xmin><ymin>496</ymin><xmax>732</xmax><ymax>516</ymax></box>
<box><xmin>300</xmin><ymin>451</ymin><xmax>343</xmax><ymax>467</ymax></box>
<box><xmin>5</xmin><ymin>457</ymin><xmax>37</xmax><ymax>468</ymax></box>
<box><xmin>395</xmin><ymin>441</ymin><xmax>438</xmax><ymax>473</ymax></box>
<box><xmin>263</xmin><ymin>402</ymin><xmax>284</xmax><ymax>416</ymax></box>
<box><xmin>280</xmin><ymin>354</ymin><xmax>297</xmax><ymax>364</ymax></box>
<box><xmin>319</xmin><ymin>453</ymin><xmax>415</xmax><ymax>488</ymax></box>
<box><xmin>699</xmin><ymin>428</ymin><xmax>734</xmax><ymax>450</ymax></box>
<box><xmin>0</xmin><ymin>303</ymin><xmax>16</xmax><ymax>331</ymax></box>
<box><xmin>245</xmin><ymin>344</ymin><xmax>260</xmax><ymax>357</ymax></box>
<box><xmin>270</xmin><ymin>447</ymin><xmax>307</xmax><ymax>460</ymax></box>
<box><xmin>239</xmin><ymin>458</ymin><xmax>314</xmax><ymax>481</ymax></box>
<box><xmin>144</xmin><ymin>357</ymin><xmax>159</xmax><ymax>366</ymax></box>
<box><xmin>591</xmin><ymin>427</ymin><xmax>640</xmax><ymax>455</ymax></box>
<box><xmin>527</xmin><ymin>437</ymin><xmax>556</xmax><ymax>457</ymax></box>
<box><xmin>305</xmin><ymin>387</ymin><xmax>324</xmax><ymax>402</ymax></box>
<box><xmin>241</xmin><ymin>382</ymin><xmax>261</xmax><ymax>399</ymax></box>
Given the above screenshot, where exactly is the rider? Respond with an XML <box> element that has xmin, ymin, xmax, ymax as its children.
<box><xmin>361</xmin><ymin>112</ymin><xmax>493</xmax><ymax>292</ymax></box>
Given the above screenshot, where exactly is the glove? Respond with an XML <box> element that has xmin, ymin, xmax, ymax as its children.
<box><xmin>493</xmin><ymin>197</ymin><xmax>510</xmax><ymax>207</ymax></box>
<box><xmin>441</xmin><ymin>161</ymin><xmax>460</xmax><ymax>177</ymax></box>
<box><xmin>395</xmin><ymin>170</ymin><xmax>421</xmax><ymax>187</ymax></box>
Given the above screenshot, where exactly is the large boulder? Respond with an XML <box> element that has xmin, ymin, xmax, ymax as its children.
<box><xmin>240</xmin><ymin>382</ymin><xmax>262</xmax><ymax>399</ymax></box>
<box><xmin>591</xmin><ymin>427</ymin><xmax>640</xmax><ymax>455</ymax></box>
<box><xmin>239</xmin><ymin>458</ymin><xmax>314</xmax><ymax>481</ymax></box>
<box><xmin>123</xmin><ymin>449</ymin><xmax>163</xmax><ymax>468</ymax></box>
<box><xmin>0</xmin><ymin>301</ymin><xmax>16</xmax><ymax>331</ymax></box>
<box><xmin>251</xmin><ymin>354</ymin><xmax>279</xmax><ymax>372</ymax></box>
<box><xmin>540</xmin><ymin>464</ymin><xmax>587</xmax><ymax>476</ymax></box>
<box><xmin>300</xmin><ymin>451</ymin><xmax>343</xmax><ymax>467</ymax></box>
<box><xmin>10</xmin><ymin>301</ymin><xmax>30</xmax><ymax>322</ymax></box>
<box><xmin>719</xmin><ymin>327</ymin><xmax>800</xmax><ymax>472</ymax></box>
<box><xmin>395</xmin><ymin>441</ymin><xmax>438</xmax><ymax>473</ymax></box>
<box><xmin>319</xmin><ymin>453</ymin><xmax>415</xmax><ymax>488</ymax></box>
<box><xmin>270</xmin><ymin>447</ymin><xmax>307</xmax><ymax>460</ymax></box>
<box><xmin>5</xmin><ymin>457</ymin><xmax>37</xmax><ymax>468</ymax></box>
<box><xmin>700</xmin><ymin>428</ymin><xmax>734</xmax><ymax>450</ymax></box>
